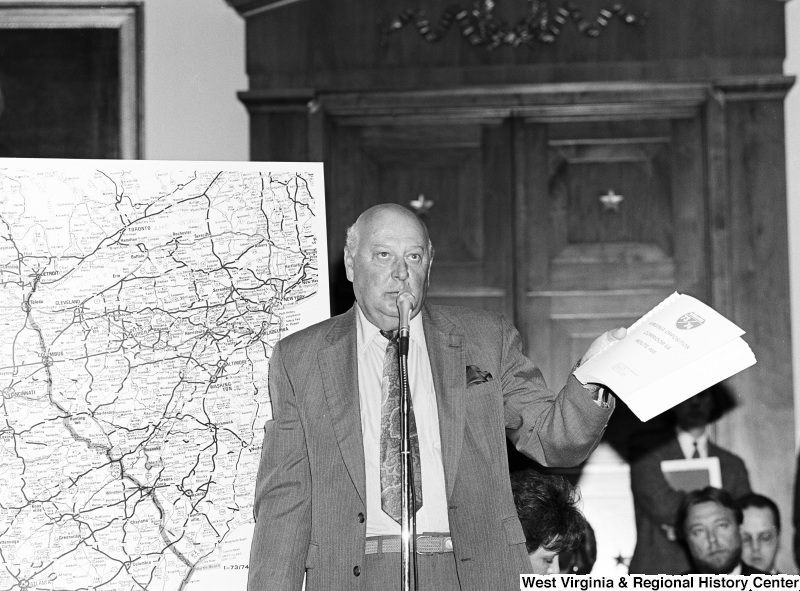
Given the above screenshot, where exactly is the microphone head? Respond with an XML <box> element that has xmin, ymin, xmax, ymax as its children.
<box><xmin>396</xmin><ymin>291</ymin><xmax>416</xmax><ymax>330</ymax></box>
<box><xmin>396</xmin><ymin>291</ymin><xmax>416</xmax><ymax>309</ymax></box>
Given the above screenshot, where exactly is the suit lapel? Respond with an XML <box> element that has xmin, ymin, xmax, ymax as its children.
<box><xmin>319</xmin><ymin>307</ymin><xmax>367</xmax><ymax>506</ymax></box>
<box><xmin>423</xmin><ymin>305</ymin><xmax>465</xmax><ymax>501</ymax></box>
<box><xmin>664</xmin><ymin>437</ymin><xmax>684</xmax><ymax>460</ymax></box>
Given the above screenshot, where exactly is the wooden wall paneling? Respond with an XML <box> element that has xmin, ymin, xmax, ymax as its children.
<box><xmin>308</xmin><ymin>98</ymin><xmax>326</xmax><ymax>163</ymax></box>
<box><xmin>706</xmin><ymin>87</ymin><xmax>735</xmax><ymax>324</ymax></box>
<box><xmin>238</xmin><ymin>0</ymin><xmax>309</xmax><ymax>85</ymax></box>
<box><xmin>709</xmin><ymin>82</ymin><xmax>795</xmax><ymax>452</ymax></box>
<box><xmin>233</xmin><ymin>0</ymin><xmax>785</xmax><ymax>91</ymax></box>
<box><xmin>250</xmin><ymin>111</ymin><xmax>308</xmax><ymax>161</ymax></box>
<box><xmin>322</xmin><ymin>100</ymin><xmax>514</xmax><ymax>316</ymax></box>
<box><xmin>670</xmin><ymin>115</ymin><xmax>708</xmax><ymax>298</ymax></box>
<box><xmin>708</xmin><ymin>78</ymin><xmax>795</xmax><ymax>572</ymax></box>
<box><xmin>515</xmin><ymin>89</ymin><xmax>704</xmax><ymax>386</ymax></box>
<box><xmin>510</xmin><ymin>89</ymin><xmax>728</xmax><ymax>572</ymax></box>
<box><xmin>704</xmin><ymin>84</ymin><xmax>793</xmax><ymax>575</ymax></box>
<box><xmin>516</xmin><ymin>120</ymin><xmax>553</xmax><ymax>380</ymax></box>
<box><xmin>233</xmin><ymin>0</ymin><xmax>794</xmax><ymax>574</ymax></box>
<box><xmin>240</xmin><ymin>91</ymin><xmax>316</xmax><ymax>162</ymax></box>
<box><xmin>523</xmin><ymin>123</ymin><xmax>682</xmax><ymax>385</ymax></box>
<box><xmin>514</xmin><ymin>89</ymin><xmax>726</xmax><ymax>478</ymax></box>
<box><xmin>325</xmin><ymin>118</ymin><xmax>363</xmax><ymax>312</ymax></box>
<box><xmin>472</xmin><ymin>119</ymin><xmax>514</xmax><ymax>317</ymax></box>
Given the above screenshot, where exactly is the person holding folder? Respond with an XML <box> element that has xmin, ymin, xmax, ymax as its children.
<box><xmin>629</xmin><ymin>389</ymin><xmax>751</xmax><ymax>574</ymax></box>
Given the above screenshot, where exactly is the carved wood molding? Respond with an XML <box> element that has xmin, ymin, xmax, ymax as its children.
<box><xmin>713</xmin><ymin>74</ymin><xmax>796</xmax><ymax>101</ymax></box>
<box><xmin>238</xmin><ymin>78</ymin><xmax>795</xmax><ymax>124</ymax></box>
<box><xmin>237</xmin><ymin>89</ymin><xmax>316</xmax><ymax>114</ymax></box>
<box><xmin>380</xmin><ymin>1</ymin><xmax>647</xmax><ymax>51</ymax></box>
<box><xmin>324</xmin><ymin>83</ymin><xmax>709</xmax><ymax>123</ymax></box>
<box><xmin>238</xmin><ymin>82</ymin><xmax>715</xmax><ymax>124</ymax></box>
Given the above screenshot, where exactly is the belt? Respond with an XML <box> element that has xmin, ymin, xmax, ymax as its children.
<box><xmin>365</xmin><ymin>534</ymin><xmax>453</xmax><ymax>555</ymax></box>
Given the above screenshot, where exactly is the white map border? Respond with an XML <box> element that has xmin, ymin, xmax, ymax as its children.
<box><xmin>0</xmin><ymin>158</ymin><xmax>329</xmax><ymax>591</ymax></box>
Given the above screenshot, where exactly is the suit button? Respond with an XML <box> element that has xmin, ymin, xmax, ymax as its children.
<box><xmin>357</xmin><ymin>512</ymin><xmax>365</xmax><ymax>523</ymax></box>
<box><xmin>353</xmin><ymin>566</ymin><xmax>361</xmax><ymax>576</ymax></box>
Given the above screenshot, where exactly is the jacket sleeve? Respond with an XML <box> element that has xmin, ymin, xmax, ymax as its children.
<box><xmin>629</xmin><ymin>442</ymin><xmax>686</xmax><ymax>526</ymax></box>
<box><xmin>721</xmin><ymin>452</ymin><xmax>752</xmax><ymax>498</ymax></box>
<box><xmin>247</xmin><ymin>341</ymin><xmax>311</xmax><ymax>591</ymax></box>
<box><xmin>499</xmin><ymin>314</ymin><xmax>614</xmax><ymax>467</ymax></box>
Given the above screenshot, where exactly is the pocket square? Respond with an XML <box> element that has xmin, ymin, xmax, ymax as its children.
<box><xmin>466</xmin><ymin>365</ymin><xmax>492</xmax><ymax>386</ymax></box>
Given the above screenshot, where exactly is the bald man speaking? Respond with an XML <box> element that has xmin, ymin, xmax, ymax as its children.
<box><xmin>247</xmin><ymin>204</ymin><xmax>625</xmax><ymax>591</ymax></box>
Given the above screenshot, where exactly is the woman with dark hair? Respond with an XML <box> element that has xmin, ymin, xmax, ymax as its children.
<box><xmin>510</xmin><ymin>469</ymin><xmax>587</xmax><ymax>574</ymax></box>
<box><xmin>558</xmin><ymin>521</ymin><xmax>597</xmax><ymax>575</ymax></box>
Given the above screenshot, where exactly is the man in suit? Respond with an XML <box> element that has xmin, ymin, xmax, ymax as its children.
<box><xmin>678</xmin><ymin>487</ymin><xmax>768</xmax><ymax>575</ymax></box>
<box><xmin>247</xmin><ymin>203</ymin><xmax>625</xmax><ymax>591</ymax></box>
<box><xmin>628</xmin><ymin>390</ymin><xmax>751</xmax><ymax>574</ymax></box>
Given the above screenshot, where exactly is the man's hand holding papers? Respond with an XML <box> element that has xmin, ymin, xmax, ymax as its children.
<box><xmin>574</xmin><ymin>292</ymin><xmax>756</xmax><ymax>422</ymax></box>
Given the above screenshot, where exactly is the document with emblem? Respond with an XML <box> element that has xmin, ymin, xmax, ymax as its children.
<box><xmin>574</xmin><ymin>292</ymin><xmax>756</xmax><ymax>422</ymax></box>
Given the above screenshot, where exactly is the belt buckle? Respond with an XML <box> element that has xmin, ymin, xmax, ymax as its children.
<box><xmin>415</xmin><ymin>535</ymin><xmax>452</xmax><ymax>554</ymax></box>
<box><xmin>416</xmin><ymin>535</ymin><xmax>437</xmax><ymax>555</ymax></box>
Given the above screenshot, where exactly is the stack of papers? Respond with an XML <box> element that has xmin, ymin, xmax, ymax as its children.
<box><xmin>574</xmin><ymin>292</ymin><xmax>756</xmax><ymax>422</ymax></box>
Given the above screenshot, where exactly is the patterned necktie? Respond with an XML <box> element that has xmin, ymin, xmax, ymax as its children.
<box><xmin>379</xmin><ymin>329</ymin><xmax>423</xmax><ymax>522</ymax></box>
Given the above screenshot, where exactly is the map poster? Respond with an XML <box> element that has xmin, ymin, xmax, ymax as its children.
<box><xmin>0</xmin><ymin>158</ymin><xmax>330</xmax><ymax>591</ymax></box>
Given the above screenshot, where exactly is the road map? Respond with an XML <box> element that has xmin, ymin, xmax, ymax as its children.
<box><xmin>0</xmin><ymin>159</ymin><xmax>329</xmax><ymax>591</ymax></box>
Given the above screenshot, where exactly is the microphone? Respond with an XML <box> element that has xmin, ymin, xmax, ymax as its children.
<box><xmin>397</xmin><ymin>292</ymin><xmax>415</xmax><ymax>331</ymax></box>
<box><xmin>394</xmin><ymin>292</ymin><xmax>416</xmax><ymax>584</ymax></box>
<box><xmin>396</xmin><ymin>292</ymin><xmax>415</xmax><ymax>356</ymax></box>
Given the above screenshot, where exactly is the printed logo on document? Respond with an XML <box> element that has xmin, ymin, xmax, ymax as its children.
<box><xmin>676</xmin><ymin>312</ymin><xmax>705</xmax><ymax>330</ymax></box>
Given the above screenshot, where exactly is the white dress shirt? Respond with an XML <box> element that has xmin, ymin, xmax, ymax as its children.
<box><xmin>356</xmin><ymin>304</ymin><xmax>450</xmax><ymax>536</ymax></box>
<box><xmin>676</xmin><ymin>427</ymin><xmax>709</xmax><ymax>459</ymax></box>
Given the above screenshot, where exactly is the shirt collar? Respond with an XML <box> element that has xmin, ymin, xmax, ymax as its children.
<box><xmin>355</xmin><ymin>302</ymin><xmax>427</xmax><ymax>351</ymax></box>
<box><xmin>676</xmin><ymin>427</ymin><xmax>709</xmax><ymax>458</ymax></box>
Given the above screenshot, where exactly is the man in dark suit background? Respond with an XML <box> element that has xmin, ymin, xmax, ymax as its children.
<box><xmin>628</xmin><ymin>389</ymin><xmax>751</xmax><ymax>574</ymax></box>
<box><xmin>678</xmin><ymin>487</ymin><xmax>768</xmax><ymax>575</ymax></box>
<box><xmin>247</xmin><ymin>203</ymin><xmax>625</xmax><ymax>591</ymax></box>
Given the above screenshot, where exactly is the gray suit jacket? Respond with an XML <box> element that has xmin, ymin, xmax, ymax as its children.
<box><xmin>247</xmin><ymin>303</ymin><xmax>614</xmax><ymax>591</ymax></box>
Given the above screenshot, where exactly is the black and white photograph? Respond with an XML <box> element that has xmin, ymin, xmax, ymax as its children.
<box><xmin>0</xmin><ymin>1</ymin><xmax>798</xmax><ymax>590</ymax></box>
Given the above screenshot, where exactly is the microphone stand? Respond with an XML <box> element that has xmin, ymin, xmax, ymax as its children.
<box><xmin>397</xmin><ymin>295</ymin><xmax>417</xmax><ymax>591</ymax></box>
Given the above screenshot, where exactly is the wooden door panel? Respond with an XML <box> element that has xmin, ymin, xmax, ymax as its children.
<box><xmin>526</xmin><ymin>290</ymin><xmax>672</xmax><ymax>391</ymax></box>
<box><xmin>326</xmin><ymin>117</ymin><xmax>513</xmax><ymax>316</ymax></box>
<box><xmin>550</xmin><ymin>243</ymin><xmax>676</xmax><ymax>291</ymax></box>
<box><xmin>370</xmin><ymin>148</ymin><xmax>483</xmax><ymax>264</ymax></box>
<box><xmin>517</xmin><ymin>116</ymin><xmax>710</xmax><ymax>560</ymax></box>
<box><xmin>517</xmin><ymin>116</ymin><xmax>707</xmax><ymax>572</ymax></box>
<box><xmin>521</xmin><ymin>117</ymin><xmax>707</xmax><ymax>397</ymax></box>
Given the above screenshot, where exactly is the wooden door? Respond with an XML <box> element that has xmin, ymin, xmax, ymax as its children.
<box><xmin>321</xmin><ymin>92</ymin><xmax>709</xmax><ymax>448</ymax></box>
<box><xmin>314</xmin><ymin>86</ymin><xmax>791</xmax><ymax>572</ymax></box>
<box><xmin>324</xmin><ymin>111</ymin><xmax>514</xmax><ymax>318</ymax></box>
<box><xmin>517</xmin><ymin>115</ymin><xmax>708</xmax><ymax>449</ymax></box>
<box><xmin>511</xmin><ymin>111</ymin><xmax>708</xmax><ymax>572</ymax></box>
